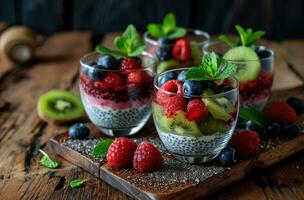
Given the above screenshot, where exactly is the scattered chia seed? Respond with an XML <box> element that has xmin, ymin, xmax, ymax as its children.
<box><xmin>261</xmin><ymin>137</ymin><xmax>281</xmax><ymax>150</ymax></box>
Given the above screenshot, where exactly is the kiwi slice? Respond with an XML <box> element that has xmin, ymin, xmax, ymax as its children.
<box><xmin>203</xmin><ymin>89</ymin><xmax>236</xmax><ymax>121</ymax></box>
<box><xmin>152</xmin><ymin>102</ymin><xmax>164</xmax><ymax>122</ymax></box>
<box><xmin>157</xmin><ymin>59</ymin><xmax>181</xmax><ymax>74</ymax></box>
<box><xmin>160</xmin><ymin>111</ymin><xmax>202</xmax><ymax>137</ymax></box>
<box><xmin>199</xmin><ymin>117</ymin><xmax>229</xmax><ymax>135</ymax></box>
<box><xmin>37</xmin><ymin>90</ymin><xmax>85</xmax><ymax>124</ymax></box>
<box><xmin>190</xmin><ymin>41</ymin><xmax>203</xmax><ymax>65</ymax></box>
<box><xmin>223</xmin><ymin>46</ymin><xmax>261</xmax><ymax>82</ymax></box>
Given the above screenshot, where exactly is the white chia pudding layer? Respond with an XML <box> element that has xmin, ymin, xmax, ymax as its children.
<box><xmin>158</xmin><ymin>129</ymin><xmax>234</xmax><ymax>156</ymax></box>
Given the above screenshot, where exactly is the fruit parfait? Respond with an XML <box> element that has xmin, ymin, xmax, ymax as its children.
<box><xmin>80</xmin><ymin>25</ymin><xmax>156</xmax><ymax>137</ymax></box>
<box><xmin>204</xmin><ymin>25</ymin><xmax>274</xmax><ymax>110</ymax></box>
<box><xmin>152</xmin><ymin>52</ymin><xmax>239</xmax><ymax>163</ymax></box>
<box><xmin>144</xmin><ymin>13</ymin><xmax>210</xmax><ymax>74</ymax></box>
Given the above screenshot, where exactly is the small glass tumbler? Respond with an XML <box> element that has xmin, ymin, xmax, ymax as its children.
<box><xmin>80</xmin><ymin>52</ymin><xmax>156</xmax><ymax>136</ymax></box>
<box><xmin>204</xmin><ymin>41</ymin><xmax>274</xmax><ymax>110</ymax></box>
<box><xmin>152</xmin><ymin>68</ymin><xmax>239</xmax><ymax>164</ymax></box>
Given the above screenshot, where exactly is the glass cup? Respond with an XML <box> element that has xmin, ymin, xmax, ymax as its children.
<box><xmin>204</xmin><ymin>41</ymin><xmax>274</xmax><ymax>110</ymax></box>
<box><xmin>144</xmin><ymin>29</ymin><xmax>210</xmax><ymax>74</ymax></box>
<box><xmin>152</xmin><ymin>68</ymin><xmax>239</xmax><ymax>164</ymax></box>
<box><xmin>80</xmin><ymin>52</ymin><xmax>156</xmax><ymax>136</ymax></box>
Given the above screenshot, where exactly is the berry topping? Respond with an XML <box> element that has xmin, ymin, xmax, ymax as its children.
<box><xmin>106</xmin><ymin>137</ymin><xmax>137</xmax><ymax>168</ymax></box>
<box><xmin>120</xmin><ymin>57</ymin><xmax>141</xmax><ymax>71</ymax></box>
<box><xmin>159</xmin><ymin>71</ymin><xmax>178</xmax><ymax>86</ymax></box>
<box><xmin>172</xmin><ymin>38</ymin><xmax>191</xmax><ymax>62</ymax></box>
<box><xmin>218</xmin><ymin>147</ymin><xmax>237</xmax><ymax>166</ymax></box>
<box><xmin>87</xmin><ymin>64</ymin><xmax>105</xmax><ymax>81</ymax></box>
<box><xmin>164</xmin><ymin>95</ymin><xmax>187</xmax><ymax>117</ymax></box>
<box><xmin>68</xmin><ymin>123</ymin><xmax>90</xmax><ymax>139</ymax></box>
<box><xmin>287</xmin><ymin>97</ymin><xmax>304</xmax><ymax>114</ymax></box>
<box><xmin>282</xmin><ymin>122</ymin><xmax>302</xmax><ymax>138</ymax></box>
<box><xmin>186</xmin><ymin>99</ymin><xmax>208</xmax><ymax>122</ymax></box>
<box><xmin>97</xmin><ymin>55</ymin><xmax>119</xmax><ymax>70</ymax></box>
<box><xmin>230</xmin><ymin>130</ymin><xmax>261</xmax><ymax>158</ymax></box>
<box><xmin>265</xmin><ymin>122</ymin><xmax>281</xmax><ymax>137</ymax></box>
<box><xmin>265</xmin><ymin>102</ymin><xmax>297</xmax><ymax>123</ymax></box>
<box><xmin>127</xmin><ymin>71</ymin><xmax>152</xmax><ymax>85</ymax></box>
<box><xmin>102</xmin><ymin>73</ymin><xmax>125</xmax><ymax>88</ymax></box>
<box><xmin>156</xmin><ymin>46</ymin><xmax>172</xmax><ymax>61</ymax></box>
<box><xmin>161</xmin><ymin>80</ymin><xmax>183</xmax><ymax>94</ymax></box>
<box><xmin>182</xmin><ymin>80</ymin><xmax>203</xmax><ymax>96</ymax></box>
<box><xmin>133</xmin><ymin>141</ymin><xmax>164</xmax><ymax>172</ymax></box>
<box><xmin>177</xmin><ymin>70</ymin><xmax>187</xmax><ymax>82</ymax></box>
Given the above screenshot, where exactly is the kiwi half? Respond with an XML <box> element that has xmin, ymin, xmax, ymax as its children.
<box><xmin>160</xmin><ymin>111</ymin><xmax>202</xmax><ymax>137</ymax></box>
<box><xmin>223</xmin><ymin>46</ymin><xmax>261</xmax><ymax>82</ymax></box>
<box><xmin>199</xmin><ymin>117</ymin><xmax>229</xmax><ymax>135</ymax></box>
<box><xmin>37</xmin><ymin>90</ymin><xmax>85</xmax><ymax>124</ymax></box>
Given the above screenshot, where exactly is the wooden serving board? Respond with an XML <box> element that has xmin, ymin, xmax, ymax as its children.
<box><xmin>48</xmin><ymin>87</ymin><xmax>304</xmax><ymax>200</ymax></box>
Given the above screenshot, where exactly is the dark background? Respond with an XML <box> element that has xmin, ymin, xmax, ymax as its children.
<box><xmin>0</xmin><ymin>0</ymin><xmax>303</xmax><ymax>40</ymax></box>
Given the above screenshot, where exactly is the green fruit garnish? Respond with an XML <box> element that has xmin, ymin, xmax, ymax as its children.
<box><xmin>199</xmin><ymin>117</ymin><xmax>229</xmax><ymax>135</ymax></box>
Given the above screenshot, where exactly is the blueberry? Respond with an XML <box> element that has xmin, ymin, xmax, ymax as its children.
<box><xmin>265</xmin><ymin>122</ymin><xmax>281</xmax><ymax>137</ymax></box>
<box><xmin>201</xmin><ymin>80</ymin><xmax>213</xmax><ymax>89</ymax></box>
<box><xmin>177</xmin><ymin>70</ymin><xmax>187</xmax><ymax>82</ymax></box>
<box><xmin>156</xmin><ymin>46</ymin><xmax>172</xmax><ymax>61</ymax></box>
<box><xmin>255</xmin><ymin>47</ymin><xmax>272</xmax><ymax>59</ymax></box>
<box><xmin>218</xmin><ymin>147</ymin><xmax>237</xmax><ymax>166</ymax></box>
<box><xmin>158</xmin><ymin>37</ymin><xmax>173</xmax><ymax>45</ymax></box>
<box><xmin>287</xmin><ymin>97</ymin><xmax>304</xmax><ymax>114</ymax></box>
<box><xmin>281</xmin><ymin>123</ymin><xmax>301</xmax><ymax>138</ymax></box>
<box><xmin>159</xmin><ymin>71</ymin><xmax>177</xmax><ymax>86</ymax></box>
<box><xmin>97</xmin><ymin>55</ymin><xmax>119</xmax><ymax>70</ymax></box>
<box><xmin>68</xmin><ymin>123</ymin><xmax>90</xmax><ymax>139</ymax></box>
<box><xmin>182</xmin><ymin>80</ymin><xmax>203</xmax><ymax>96</ymax></box>
<box><xmin>87</xmin><ymin>64</ymin><xmax>105</xmax><ymax>80</ymax></box>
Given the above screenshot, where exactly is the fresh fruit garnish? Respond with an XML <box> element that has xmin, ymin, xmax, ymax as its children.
<box><xmin>223</xmin><ymin>46</ymin><xmax>261</xmax><ymax>82</ymax></box>
<box><xmin>218</xmin><ymin>147</ymin><xmax>237</xmax><ymax>166</ymax></box>
<box><xmin>182</xmin><ymin>80</ymin><xmax>203</xmax><ymax>96</ymax></box>
<box><xmin>120</xmin><ymin>57</ymin><xmax>141</xmax><ymax>71</ymax></box>
<box><xmin>159</xmin><ymin>71</ymin><xmax>178</xmax><ymax>86</ymax></box>
<box><xmin>86</xmin><ymin>64</ymin><xmax>105</xmax><ymax>81</ymax></box>
<box><xmin>219</xmin><ymin>25</ymin><xmax>265</xmax><ymax>48</ymax></box>
<box><xmin>37</xmin><ymin>90</ymin><xmax>85</xmax><ymax>124</ymax></box>
<box><xmin>156</xmin><ymin>43</ymin><xmax>172</xmax><ymax>61</ymax></box>
<box><xmin>127</xmin><ymin>71</ymin><xmax>152</xmax><ymax>85</ymax></box>
<box><xmin>157</xmin><ymin>59</ymin><xmax>181</xmax><ymax>74</ymax></box>
<box><xmin>282</xmin><ymin>122</ymin><xmax>303</xmax><ymax>138</ymax></box>
<box><xmin>199</xmin><ymin>117</ymin><xmax>229</xmax><ymax>135</ymax></box>
<box><xmin>265</xmin><ymin>102</ymin><xmax>297</xmax><ymax>123</ymax></box>
<box><xmin>39</xmin><ymin>149</ymin><xmax>60</xmax><ymax>169</ymax></box>
<box><xmin>164</xmin><ymin>95</ymin><xmax>186</xmax><ymax>117</ymax></box>
<box><xmin>97</xmin><ymin>55</ymin><xmax>119</xmax><ymax>70</ymax></box>
<box><xmin>230</xmin><ymin>130</ymin><xmax>261</xmax><ymax>158</ymax></box>
<box><xmin>152</xmin><ymin>102</ymin><xmax>165</xmax><ymax>122</ymax></box>
<box><xmin>239</xmin><ymin>108</ymin><xmax>269</xmax><ymax>128</ymax></box>
<box><xmin>106</xmin><ymin>137</ymin><xmax>137</xmax><ymax>168</ymax></box>
<box><xmin>160</xmin><ymin>110</ymin><xmax>202</xmax><ymax>136</ymax></box>
<box><xmin>102</xmin><ymin>73</ymin><xmax>125</xmax><ymax>88</ymax></box>
<box><xmin>287</xmin><ymin>97</ymin><xmax>304</xmax><ymax>115</ymax></box>
<box><xmin>96</xmin><ymin>24</ymin><xmax>144</xmax><ymax>57</ymax></box>
<box><xmin>172</xmin><ymin>38</ymin><xmax>191</xmax><ymax>62</ymax></box>
<box><xmin>133</xmin><ymin>141</ymin><xmax>164</xmax><ymax>172</ymax></box>
<box><xmin>161</xmin><ymin>80</ymin><xmax>183</xmax><ymax>94</ymax></box>
<box><xmin>68</xmin><ymin>123</ymin><xmax>90</xmax><ymax>140</ymax></box>
<box><xmin>155</xmin><ymin>90</ymin><xmax>171</xmax><ymax>106</ymax></box>
<box><xmin>186</xmin><ymin>99</ymin><xmax>208</xmax><ymax>122</ymax></box>
<box><xmin>177</xmin><ymin>70</ymin><xmax>187</xmax><ymax>82</ymax></box>
<box><xmin>147</xmin><ymin>13</ymin><xmax>186</xmax><ymax>39</ymax></box>
<box><xmin>265</xmin><ymin>122</ymin><xmax>281</xmax><ymax>137</ymax></box>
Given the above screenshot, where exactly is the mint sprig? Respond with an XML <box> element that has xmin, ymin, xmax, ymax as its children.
<box><xmin>92</xmin><ymin>139</ymin><xmax>113</xmax><ymax>158</ymax></box>
<box><xmin>185</xmin><ymin>52</ymin><xmax>237</xmax><ymax>81</ymax></box>
<box><xmin>95</xmin><ymin>24</ymin><xmax>144</xmax><ymax>57</ymax></box>
<box><xmin>39</xmin><ymin>149</ymin><xmax>60</xmax><ymax>169</ymax></box>
<box><xmin>239</xmin><ymin>108</ymin><xmax>269</xmax><ymax>128</ymax></box>
<box><xmin>69</xmin><ymin>179</ymin><xmax>87</xmax><ymax>188</ymax></box>
<box><xmin>147</xmin><ymin>13</ymin><xmax>186</xmax><ymax>39</ymax></box>
<box><xmin>219</xmin><ymin>25</ymin><xmax>265</xmax><ymax>47</ymax></box>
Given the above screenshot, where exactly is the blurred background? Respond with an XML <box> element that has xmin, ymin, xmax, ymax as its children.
<box><xmin>0</xmin><ymin>0</ymin><xmax>303</xmax><ymax>40</ymax></box>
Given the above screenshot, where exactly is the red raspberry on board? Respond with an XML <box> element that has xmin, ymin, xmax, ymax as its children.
<box><xmin>172</xmin><ymin>38</ymin><xmax>191</xmax><ymax>62</ymax></box>
<box><xmin>120</xmin><ymin>58</ymin><xmax>141</xmax><ymax>71</ymax></box>
<box><xmin>186</xmin><ymin>99</ymin><xmax>208</xmax><ymax>122</ymax></box>
<box><xmin>265</xmin><ymin>102</ymin><xmax>297</xmax><ymax>123</ymax></box>
<box><xmin>133</xmin><ymin>141</ymin><xmax>164</xmax><ymax>172</ymax></box>
<box><xmin>164</xmin><ymin>95</ymin><xmax>187</xmax><ymax>117</ymax></box>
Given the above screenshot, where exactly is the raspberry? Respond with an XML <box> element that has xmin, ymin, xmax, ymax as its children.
<box><xmin>120</xmin><ymin>58</ymin><xmax>141</xmax><ymax>71</ymax></box>
<box><xmin>161</xmin><ymin>80</ymin><xmax>183</xmax><ymax>94</ymax></box>
<box><xmin>127</xmin><ymin>71</ymin><xmax>152</xmax><ymax>85</ymax></box>
<box><xmin>106</xmin><ymin>137</ymin><xmax>137</xmax><ymax>168</ymax></box>
<box><xmin>172</xmin><ymin>38</ymin><xmax>191</xmax><ymax>62</ymax></box>
<box><xmin>265</xmin><ymin>102</ymin><xmax>297</xmax><ymax>123</ymax></box>
<box><xmin>186</xmin><ymin>99</ymin><xmax>208</xmax><ymax>122</ymax></box>
<box><xmin>164</xmin><ymin>95</ymin><xmax>186</xmax><ymax>117</ymax></box>
<box><xmin>230</xmin><ymin>130</ymin><xmax>261</xmax><ymax>158</ymax></box>
<box><xmin>133</xmin><ymin>141</ymin><xmax>164</xmax><ymax>172</ymax></box>
<box><xmin>102</xmin><ymin>73</ymin><xmax>125</xmax><ymax>88</ymax></box>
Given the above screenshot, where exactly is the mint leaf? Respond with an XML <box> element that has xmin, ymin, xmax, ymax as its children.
<box><xmin>168</xmin><ymin>27</ymin><xmax>187</xmax><ymax>39</ymax></box>
<box><xmin>39</xmin><ymin>149</ymin><xmax>60</xmax><ymax>169</ymax></box>
<box><xmin>239</xmin><ymin>108</ymin><xmax>269</xmax><ymax>128</ymax></box>
<box><xmin>235</xmin><ymin>25</ymin><xmax>247</xmax><ymax>46</ymax></box>
<box><xmin>162</xmin><ymin>13</ymin><xmax>176</xmax><ymax>35</ymax></box>
<box><xmin>95</xmin><ymin>45</ymin><xmax>126</xmax><ymax>57</ymax></box>
<box><xmin>215</xmin><ymin>59</ymin><xmax>237</xmax><ymax>79</ymax></box>
<box><xmin>70</xmin><ymin>179</ymin><xmax>86</xmax><ymax>188</ymax></box>
<box><xmin>147</xmin><ymin>24</ymin><xmax>164</xmax><ymax>38</ymax></box>
<box><xmin>92</xmin><ymin>139</ymin><xmax>113</xmax><ymax>158</ymax></box>
<box><xmin>219</xmin><ymin>35</ymin><xmax>238</xmax><ymax>48</ymax></box>
<box><xmin>185</xmin><ymin>66</ymin><xmax>211</xmax><ymax>80</ymax></box>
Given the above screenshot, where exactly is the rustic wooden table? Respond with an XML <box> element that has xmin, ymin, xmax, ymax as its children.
<box><xmin>0</xmin><ymin>30</ymin><xmax>304</xmax><ymax>200</ymax></box>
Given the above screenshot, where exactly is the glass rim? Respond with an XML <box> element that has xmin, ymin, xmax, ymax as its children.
<box><xmin>80</xmin><ymin>51</ymin><xmax>157</xmax><ymax>72</ymax></box>
<box><xmin>143</xmin><ymin>28</ymin><xmax>210</xmax><ymax>47</ymax></box>
<box><xmin>153</xmin><ymin>67</ymin><xmax>239</xmax><ymax>98</ymax></box>
<box><xmin>203</xmin><ymin>41</ymin><xmax>275</xmax><ymax>62</ymax></box>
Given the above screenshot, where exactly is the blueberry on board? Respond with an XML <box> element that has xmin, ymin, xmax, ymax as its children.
<box><xmin>281</xmin><ymin>122</ymin><xmax>301</xmax><ymax>138</ymax></box>
<box><xmin>265</xmin><ymin>122</ymin><xmax>281</xmax><ymax>137</ymax></box>
<box><xmin>156</xmin><ymin>46</ymin><xmax>172</xmax><ymax>61</ymax></box>
<box><xmin>87</xmin><ymin>65</ymin><xmax>105</xmax><ymax>80</ymax></box>
<box><xmin>218</xmin><ymin>147</ymin><xmax>237</xmax><ymax>166</ymax></box>
<box><xmin>159</xmin><ymin>71</ymin><xmax>178</xmax><ymax>86</ymax></box>
<box><xmin>69</xmin><ymin>123</ymin><xmax>90</xmax><ymax>139</ymax></box>
<box><xmin>177</xmin><ymin>70</ymin><xmax>187</xmax><ymax>82</ymax></box>
<box><xmin>97</xmin><ymin>55</ymin><xmax>119</xmax><ymax>70</ymax></box>
<box><xmin>182</xmin><ymin>80</ymin><xmax>203</xmax><ymax>96</ymax></box>
<box><xmin>287</xmin><ymin>97</ymin><xmax>304</xmax><ymax>114</ymax></box>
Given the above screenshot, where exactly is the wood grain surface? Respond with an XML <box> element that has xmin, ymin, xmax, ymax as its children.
<box><xmin>0</xmin><ymin>31</ymin><xmax>304</xmax><ymax>200</ymax></box>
